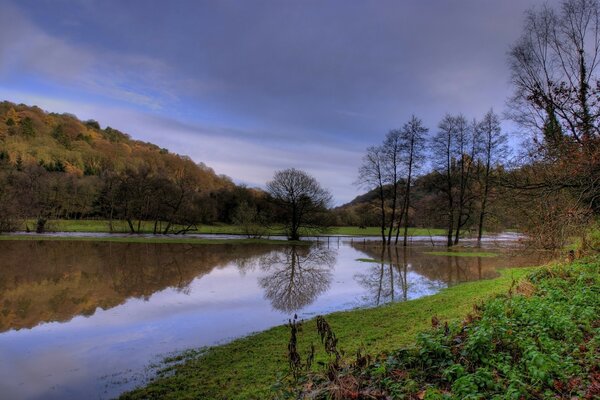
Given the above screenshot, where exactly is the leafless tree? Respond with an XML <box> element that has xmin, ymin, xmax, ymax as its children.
<box><xmin>453</xmin><ymin>115</ymin><xmax>478</xmax><ymax>245</ymax></box>
<box><xmin>382</xmin><ymin>129</ymin><xmax>406</xmax><ymax>244</ymax></box>
<box><xmin>431</xmin><ymin>115</ymin><xmax>458</xmax><ymax>247</ymax></box>
<box><xmin>430</xmin><ymin>114</ymin><xmax>479</xmax><ymax>246</ymax></box>
<box><xmin>267</xmin><ymin>168</ymin><xmax>332</xmax><ymax>241</ymax></box>
<box><xmin>397</xmin><ymin>116</ymin><xmax>428</xmax><ymax>246</ymax></box>
<box><xmin>357</xmin><ymin>146</ymin><xmax>388</xmax><ymax>243</ymax></box>
<box><xmin>508</xmin><ymin>0</ymin><xmax>600</xmax><ymax>145</ymax></box>
<box><xmin>476</xmin><ymin>110</ymin><xmax>509</xmax><ymax>245</ymax></box>
<box><xmin>506</xmin><ymin>0</ymin><xmax>600</xmax><ymax>234</ymax></box>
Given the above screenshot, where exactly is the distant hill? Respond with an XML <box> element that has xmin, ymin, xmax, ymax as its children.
<box><xmin>336</xmin><ymin>186</ymin><xmax>383</xmax><ymax>209</ymax></box>
<box><xmin>0</xmin><ymin>100</ymin><xmax>232</xmax><ymax>191</ymax></box>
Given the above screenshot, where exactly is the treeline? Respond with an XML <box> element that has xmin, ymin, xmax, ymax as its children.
<box><xmin>0</xmin><ymin>101</ymin><xmax>275</xmax><ymax>233</ymax></box>
<box><xmin>339</xmin><ymin>0</ymin><xmax>600</xmax><ymax>250</ymax></box>
<box><xmin>343</xmin><ymin>110</ymin><xmax>509</xmax><ymax>247</ymax></box>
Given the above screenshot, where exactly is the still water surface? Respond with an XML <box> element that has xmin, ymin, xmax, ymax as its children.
<box><xmin>0</xmin><ymin>237</ymin><xmax>552</xmax><ymax>399</ymax></box>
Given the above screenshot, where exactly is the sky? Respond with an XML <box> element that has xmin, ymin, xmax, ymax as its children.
<box><xmin>0</xmin><ymin>0</ymin><xmax>558</xmax><ymax>205</ymax></box>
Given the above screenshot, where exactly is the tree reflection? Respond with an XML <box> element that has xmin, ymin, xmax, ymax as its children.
<box><xmin>354</xmin><ymin>246</ymin><xmax>409</xmax><ymax>306</ymax></box>
<box><xmin>0</xmin><ymin>241</ymin><xmax>276</xmax><ymax>331</ymax></box>
<box><xmin>257</xmin><ymin>245</ymin><xmax>336</xmax><ymax>313</ymax></box>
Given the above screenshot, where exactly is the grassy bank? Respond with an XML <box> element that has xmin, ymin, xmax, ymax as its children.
<box><xmin>121</xmin><ymin>266</ymin><xmax>539</xmax><ymax>399</ymax></box>
<box><xmin>287</xmin><ymin>256</ymin><xmax>600</xmax><ymax>399</ymax></box>
<box><xmin>20</xmin><ymin>219</ymin><xmax>446</xmax><ymax>237</ymax></box>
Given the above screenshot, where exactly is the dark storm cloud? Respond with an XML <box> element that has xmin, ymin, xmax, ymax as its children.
<box><xmin>0</xmin><ymin>0</ymin><xmax>559</xmax><ymax>203</ymax></box>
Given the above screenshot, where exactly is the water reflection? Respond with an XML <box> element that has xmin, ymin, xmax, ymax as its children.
<box><xmin>238</xmin><ymin>246</ymin><xmax>336</xmax><ymax>313</ymax></box>
<box><xmin>352</xmin><ymin>244</ymin><xmax>554</xmax><ymax>306</ymax></box>
<box><xmin>0</xmin><ymin>241</ymin><xmax>277</xmax><ymax>332</ymax></box>
<box><xmin>259</xmin><ymin>246</ymin><xmax>335</xmax><ymax>313</ymax></box>
<box><xmin>0</xmin><ymin>239</ymin><xmax>555</xmax><ymax>400</ymax></box>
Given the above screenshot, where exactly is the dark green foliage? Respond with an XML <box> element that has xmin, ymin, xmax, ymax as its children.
<box><xmin>39</xmin><ymin>159</ymin><xmax>65</xmax><ymax>172</ymax></box>
<box><xmin>51</xmin><ymin>124</ymin><xmax>71</xmax><ymax>148</ymax></box>
<box><xmin>103</xmin><ymin>126</ymin><xmax>129</xmax><ymax>142</ymax></box>
<box><xmin>284</xmin><ymin>258</ymin><xmax>600</xmax><ymax>399</ymax></box>
<box><xmin>19</xmin><ymin>117</ymin><xmax>35</xmax><ymax>137</ymax></box>
<box><xmin>76</xmin><ymin>133</ymin><xmax>92</xmax><ymax>144</ymax></box>
<box><xmin>84</xmin><ymin>119</ymin><xmax>100</xmax><ymax>130</ymax></box>
<box><xmin>83</xmin><ymin>163</ymin><xmax>97</xmax><ymax>176</ymax></box>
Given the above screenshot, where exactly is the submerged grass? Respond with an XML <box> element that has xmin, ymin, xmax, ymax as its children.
<box><xmin>121</xmin><ymin>266</ymin><xmax>538</xmax><ymax>399</ymax></box>
<box><xmin>355</xmin><ymin>258</ymin><xmax>383</xmax><ymax>263</ymax></box>
<box><xmin>424</xmin><ymin>251</ymin><xmax>499</xmax><ymax>258</ymax></box>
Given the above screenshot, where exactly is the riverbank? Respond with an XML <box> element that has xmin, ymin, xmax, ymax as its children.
<box><xmin>285</xmin><ymin>256</ymin><xmax>600</xmax><ymax>399</ymax></box>
<box><xmin>19</xmin><ymin>219</ymin><xmax>446</xmax><ymax>237</ymax></box>
<box><xmin>120</xmin><ymin>265</ymin><xmax>542</xmax><ymax>399</ymax></box>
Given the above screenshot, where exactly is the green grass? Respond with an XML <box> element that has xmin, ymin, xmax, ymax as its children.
<box><xmin>355</xmin><ymin>258</ymin><xmax>383</xmax><ymax>263</ymax></box>
<box><xmin>424</xmin><ymin>251</ymin><xmax>499</xmax><ymax>258</ymax></box>
<box><xmin>121</xmin><ymin>266</ymin><xmax>540</xmax><ymax>400</ymax></box>
<box><xmin>0</xmin><ymin>235</ymin><xmax>307</xmax><ymax>246</ymax></box>
<box><xmin>288</xmin><ymin>257</ymin><xmax>600</xmax><ymax>399</ymax></box>
<box><xmin>20</xmin><ymin>219</ymin><xmax>446</xmax><ymax>237</ymax></box>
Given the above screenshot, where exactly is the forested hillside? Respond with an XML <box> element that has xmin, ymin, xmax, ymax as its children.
<box><xmin>0</xmin><ymin>101</ymin><xmax>268</xmax><ymax>233</ymax></box>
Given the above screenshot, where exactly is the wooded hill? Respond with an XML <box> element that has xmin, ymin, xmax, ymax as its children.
<box><xmin>0</xmin><ymin>101</ymin><xmax>270</xmax><ymax>233</ymax></box>
<box><xmin>0</xmin><ymin>101</ymin><xmax>231</xmax><ymax>188</ymax></box>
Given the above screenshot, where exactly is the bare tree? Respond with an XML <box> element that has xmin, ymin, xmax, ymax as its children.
<box><xmin>382</xmin><ymin>129</ymin><xmax>406</xmax><ymax>244</ymax></box>
<box><xmin>357</xmin><ymin>146</ymin><xmax>388</xmax><ymax>244</ymax></box>
<box><xmin>453</xmin><ymin>115</ymin><xmax>478</xmax><ymax>245</ymax></box>
<box><xmin>508</xmin><ymin>0</ymin><xmax>600</xmax><ymax>145</ymax></box>
<box><xmin>267</xmin><ymin>168</ymin><xmax>332</xmax><ymax>241</ymax></box>
<box><xmin>507</xmin><ymin>0</ymin><xmax>600</xmax><ymax>233</ymax></box>
<box><xmin>397</xmin><ymin>115</ymin><xmax>428</xmax><ymax>246</ymax></box>
<box><xmin>431</xmin><ymin>115</ymin><xmax>457</xmax><ymax>247</ymax></box>
<box><xmin>476</xmin><ymin>110</ymin><xmax>509</xmax><ymax>245</ymax></box>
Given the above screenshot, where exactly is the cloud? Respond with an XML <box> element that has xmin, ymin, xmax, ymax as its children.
<box><xmin>0</xmin><ymin>4</ymin><xmax>176</xmax><ymax>109</ymax></box>
<box><xmin>0</xmin><ymin>0</ymin><xmax>564</xmax><ymax>203</ymax></box>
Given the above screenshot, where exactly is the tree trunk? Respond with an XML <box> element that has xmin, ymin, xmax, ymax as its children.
<box><xmin>402</xmin><ymin>147</ymin><xmax>414</xmax><ymax>247</ymax></box>
<box><xmin>378</xmin><ymin>186</ymin><xmax>387</xmax><ymax>245</ymax></box>
<box><xmin>477</xmin><ymin>178</ymin><xmax>489</xmax><ymax>246</ymax></box>
<box><xmin>447</xmin><ymin>211</ymin><xmax>454</xmax><ymax>247</ymax></box>
<box><xmin>127</xmin><ymin>218</ymin><xmax>135</xmax><ymax>234</ymax></box>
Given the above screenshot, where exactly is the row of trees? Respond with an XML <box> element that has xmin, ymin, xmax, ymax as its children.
<box><xmin>357</xmin><ymin>111</ymin><xmax>508</xmax><ymax>247</ymax></box>
<box><xmin>357</xmin><ymin>116</ymin><xmax>427</xmax><ymax>245</ymax></box>
<box><xmin>0</xmin><ymin>154</ymin><xmax>331</xmax><ymax>240</ymax></box>
<box><xmin>3</xmin><ymin>0</ymin><xmax>599</xmax><ymax>247</ymax></box>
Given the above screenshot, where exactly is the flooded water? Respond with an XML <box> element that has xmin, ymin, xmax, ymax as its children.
<box><xmin>0</xmin><ymin>237</ymin><xmax>553</xmax><ymax>399</ymax></box>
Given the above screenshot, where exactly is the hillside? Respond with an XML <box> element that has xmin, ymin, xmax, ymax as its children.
<box><xmin>0</xmin><ymin>101</ymin><xmax>270</xmax><ymax>233</ymax></box>
<box><xmin>0</xmin><ymin>101</ymin><xmax>231</xmax><ymax>190</ymax></box>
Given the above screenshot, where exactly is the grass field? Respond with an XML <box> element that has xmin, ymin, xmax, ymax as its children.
<box><xmin>121</xmin><ymin>265</ymin><xmax>541</xmax><ymax>399</ymax></box>
<box><xmin>0</xmin><ymin>235</ymin><xmax>307</xmax><ymax>246</ymax></box>
<box><xmin>19</xmin><ymin>219</ymin><xmax>447</xmax><ymax>237</ymax></box>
